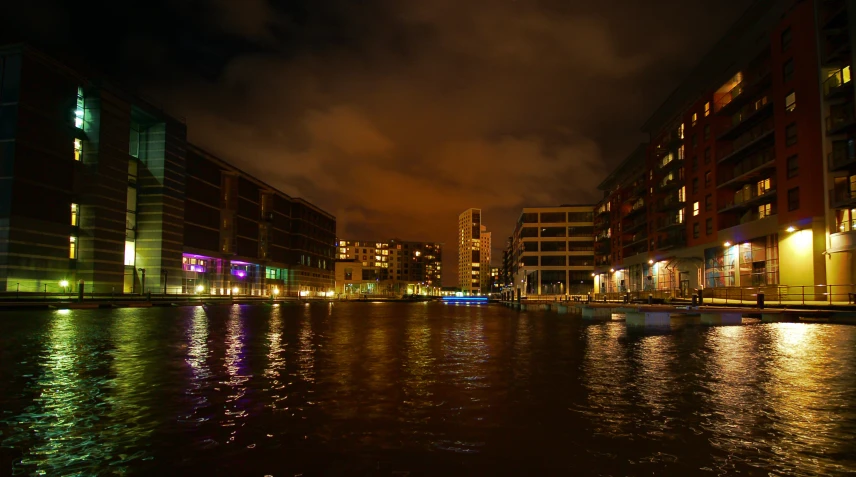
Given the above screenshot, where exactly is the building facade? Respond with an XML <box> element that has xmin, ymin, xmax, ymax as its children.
<box><xmin>594</xmin><ymin>0</ymin><xmax>856</xmax><ymax>300</ymax></box>
<box><xmin>335</xmin><ymin>238</ymin><xmax>442</xmax><ymax>296</ymax></box>
<box><xmin>479</xmin><ymin>227</ymin><xmax>492</xmax><ymax>294</ymax></box>
<box><xmin>457</xmin><ymin>208</ymin><xmax>485</xmax><ymax>294</ymax></box>
<box><xmin>0</xmin><ymin>44</ymin><xmax>335</xmax><ymax>296</ymax></box>
<box><xmin>510</xmin><ymin>205</ymin><xmax>595</xmax><ymax>298</ymax></box>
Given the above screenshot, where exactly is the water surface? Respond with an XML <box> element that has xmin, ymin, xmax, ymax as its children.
<box><xmin>1</xmin><ymin>303</ymin><xmax>855</xmax><ymax>475</ymax></box>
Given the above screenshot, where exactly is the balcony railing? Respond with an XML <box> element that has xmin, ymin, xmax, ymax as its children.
<box><xmin>717</xmin><ymin>119</ymin><xmax>775</xmax><ymax>163</ymax></box>
<box><xmin>717</xmin><ymin>151</ymin><xmax>775</xmax><ymax>187</ymax></box>
<box><xmin>657</xmin><ymin>194</ymin><xmax>685</xmax><ymax>211</ymax></box>
<box><xmin>832</xmin><ymin>176</ymin><xmax>856</xmax><ymax>208</ymax></box>
<box><xmin>656</xmin><ymin>217</ymin><xmax>684</xmax><ymax>231</ymax></box>
<box><xmin>656</xmin><ymin>234</ymin><xmax>685</xmax><ymax>250</ymax></box>
<box><xmin>827</xmin><ymin>104</ymin><xmax>856</xmax><ymax>134</ymax></box>
<box><xmin>714</xmin><ymin>65</ymin><xmax>771</xmax><ymax>114</ymax></box>
<box><xmin>718</xmin><ymin>97</ymin><xmax>772</xmax><ymax>141</ymax></box>
<box><xmin>719</xmin><ymin>187</ymin><xmax>776</xmax><ymax>212</ymax></box>
<box><xmin>829</xmin><ymin>139</ymin><xmax>856</xmax><ymax>172</ymax></box>
<box><xmin>824</xmin><ymin>66</ymin><xmax>852</xmax><ymax>98</ymax></box>
<box><xmin>623</xmin><ymin>215</ymin><xmax>647</xmax><ymax>232</ymax></box>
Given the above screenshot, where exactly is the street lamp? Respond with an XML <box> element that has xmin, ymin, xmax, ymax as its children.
<box><xmin>195</xmin><ymin>284</ymin><xmax>204</xmax><ymax>293</ymax></box>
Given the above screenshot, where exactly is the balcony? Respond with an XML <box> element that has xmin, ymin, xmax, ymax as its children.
<box><xmin>595</xmin><ymin>231</ymin><xmax>611</xmax><ymax>242</ymax></box>
<box><xmin>657</xmin><ymin>194</ymin><xmax>685</xmax><ymax>212</ymax></box>
<box><xmin>827</xmin><ymin>104</ymin><xmax>856</xmax><ymax>135</ymax></box>
<box><xmin>623</xmin><ymin>215</ymin><xmax>647</xmax><ymax>233</ymax></box>
<box><xmin>830</xmin><ymin>139</ymin><xmax>856</xmax><ymax>172</ymax></box>
<box><xmin>714</xmin><ymin>66</ymin><xmax>772</xmax><ymax>115</ymax></box>
<box><xmin>824</xmin><ymin>66</ymin><xmax>852</xmax><ymax>99</ymax></box>
<box><xmin>717</xmin><ymin>119</ymin><xmax>775</xmax><ymax>163</ymax></box>
<box><xmin>656</xmin><ymin>217</ymin><xmax>684</xmax><ymax>232</ymax></box>
<box><xmin>625</xmin><ymin>199</ymin><xmax>646</xmax><ymax>219</ymax></box>
<box><xmin>822</xmin><ymin>0</ymin><xmax>847</xmax><ymax>30</ymax></box>
<box><xmin>823</xmin><ymin>31</ymin><xmax>851</xmax><ymax>65</ymax></box>
<box><xmin>717</xmin><ymin>151</ymin><xmax>775</xmax><ymax>188</ymax></box>
<box><xmin>717</xmin><ymin>96</ymin><xmax>772</xmax><ymax>141</ymax></box>
<box><xmin>656</xmin><ymin>234</ymin><xmax>685</xmax><ymax>251</ymax></box>
<box><xmin>718</xmin><ymin>186</ymin><xmax>777</xmax><ymax>213</ymax></box>
<box><xmin>658</xmin><ymin>155</ymin><xmax>684</xmax><ymax>173</ymax></box>
<box><xmin>832</xmin><ymin>176</ymin><xmax>856</xmax><ymax>208</ymax></box>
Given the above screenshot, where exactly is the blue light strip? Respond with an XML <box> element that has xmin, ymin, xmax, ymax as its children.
<box><xmin>442</xmin><ymin>297</ymin><xmax>489</xmax><ymax>303</ymax></box>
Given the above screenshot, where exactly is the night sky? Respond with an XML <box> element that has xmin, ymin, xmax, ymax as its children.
<box><xmin>5</xmin><ymin>0</ymin><xmax>749</xmax><ymax>285</ymax></box>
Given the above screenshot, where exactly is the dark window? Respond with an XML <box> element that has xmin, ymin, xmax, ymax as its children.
<box><xmin>783</xmin><ymin>58</ymin><xmax>794</xmax><ymax>83</ymax></box>
<box><xmin>568</xmin><ymin>256</ymin><xmax>593</xmax><ymax>267</ymax></box>
<box><xmin>520</xmin><ymin>227</ymin><xmax>538</xmax><ymax>238</ymax></box>
<box><xmin>787</xmin><ymin>154</ymin><xmax>798</xmax><ymax>178</ymax></box>
<box><xmin>522</xmin><ymin>256</ymin><xmax>538</xmax><ymax>266</ymax></box>
<box><xmin>567</xmin><ymin>226</ymin><xmax>594</xmax><ymax>237</ymax></box>
<box><xmin>788</xmin><ymin>187</ymin><xmax>800</xmax><ymax>211</ymax></box>
<box><xmin>781</xmin><ymin>27</ymin><xmax>792</xmax><ymax>51</ymax></box>
<box><xmin>521</xmin><ymin>212</ymin><xmax>538</xmax><ymax>223</ymax></box>
<box><xmin>786</xmin><ymin>122</ymin><xmax>797</xmax><ymax>146</ymax></box>
<box><xmin>540</xmin><ymin>226</ymin><xmax>566</xmax><ymax>237</ymax></box>
<box><xmin>540</xmin><ymin>240</ymin><xmax>567</xmax><ymax>252</ymax></box>
<box><xmin>692</xmin><ymin>134</ymin><xmax>698</xmax><ymax>148</ymax></box>
<box><xmin>567</xmin><ymin>212</ymin><xmax>593</xmax><ymax>222</ymax></box>
<box><xmin>693</xmin><ymin>223</ymin><xmax>700</xmax><ymax>238</ymax></box>
<box><xmin>706</xmin><ymin>218</ymin><xmax>713</xmax><ymax>235</ymax></box>
<box><xmin>704</xmin><ymin>124</ymin><xmax>711</xmax><ymax>140</ymax></box>
<box><xmin>540</xmin><ymin>212</ymin><xmax>566</xmax><ymax>223</ymax></box>
<box><xmin>704</xmin><ymin>147</ymin><xmax>711</xmax><ymax>164</ymax></box>
<box><xmin>705</xmin><ymin>194</ymin><xmax>713</xmax><ymax>211</ymax></box>
<box><xmin>523</xmin><ymin>241</ymin><xmax>538</xmax><ymax>252</ymax></box>
<box><xmin>692</xmin><ymin>156</ymin><xmax>698</xmax><ymax>171</ymax></box>
<box><xmin>705</xmin><ymin>171</ymin><xmax>712</xmax><ymax>188</ymax></box>
<box><xmin>692</xmin><ymin>178</ymin><xmax>699</xmax><ymax>194</ymax></box>
<box><xmin>540</xmin><ymin>255</ymin><xmax>566</xmax><ymax>267</ymax></box>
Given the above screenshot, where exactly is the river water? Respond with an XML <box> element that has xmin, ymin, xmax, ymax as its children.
<box><xmin>1</xmin><ymin>303</ymin><xmax>855</xmax><ymax>476</ymax></box>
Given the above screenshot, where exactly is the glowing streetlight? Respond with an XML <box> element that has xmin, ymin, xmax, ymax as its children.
<box><xmin>272</xmin><ymin>287</ymin><xmax>280</xmax><ymax>295</ymax></box>
<box><xmin>59</xmin><ymin>280</ymin><xmax>69</xmax><ymax>288</ymax></box>
<box><xmin>723</xmin><ymin>241</ymin><xmax>731</xmax><ymax>247</ymax></box>
<box><xmin>648</xmin><ymin>259</ymin><xmax>654</xmax><ymax>264</ymax></box>
<box><xmin>195</xmin><ymin>285</ymin><xmax>204</xmax><ymax>293</ymax></box>
<box><xmin>232</xmin><ymin>287</ymin><xmax>239</xmax><ymax>295</ymax></box>
<box><xmin>786</xmin><ymin>226</ymin><xmax>796</xmax><ymax>232</ymax></box>
<box><xmin>609</xmin><ymin>268</ymin><xmax>615</xmax><ymax>273</ymax></box>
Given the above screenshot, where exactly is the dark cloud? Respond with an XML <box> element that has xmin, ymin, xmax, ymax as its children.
<box><xmin>5</xmin><ymin>0</ymin><xmax>748</xmax><ymax>285</ymax></box>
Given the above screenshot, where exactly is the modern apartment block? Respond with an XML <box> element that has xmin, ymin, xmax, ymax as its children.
<box><xmin>457</xmin><ymin>208</ymin><xmax>486</xmax><ymax>294</ymax></box>
<box><xmin>479</xmin><ymin>227</ymin><xmax>492</xmax><ymax>294</ymax></box>
<box><xmin>335</xmin><ymin>238</ymin><xmax>442</xmax><ymax>291</ymax></box>
<box><xmin>593</xmin><ymin>0</ymin><xmax>856</xmax><ymax>298</ymax></box>
<box><xmin>509</xmin><ymin>205</ymin><xmax>595</xmax><ymax>298</ymax></box>
<box><xmin>0</xmin><ymin>44</ymin><xmax>335</xmax><ymax>296</ymax></box>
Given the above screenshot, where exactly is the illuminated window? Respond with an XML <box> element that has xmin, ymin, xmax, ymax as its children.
<box><xmin>704</xmin><ymin>102</ymin><xmax>711</xmax><ymax>117</ymax></box>
<box><xmin>785</xmin><ymin>91</ymin><xmax>796</xmax><ymax>112</ymax></box>
<box><xmin>70</xmin><ymin>203</ymin><xmax>79</xmax><ymax>226</ymax></box>
<box><xmin>692</xmin><ymin>112</ymin><xmax>698</xmax><ymax>127</ymax></box>
<box><xmin>693</xmin><ymin>201</ymin><xmax>700</xmax><ymax>216</ymax></box>
<box><xmin>74</xmin><ymin>87</ymin><xmax>84</xmax><ymax>129</ymax></box>
<box><xmin>677</xmin><ymin>209</ymin><xmax>685</xmax><ymax>223</ymax></box>
<box><xmin>74</xmin><ymin>138</ymin><xmax>82</xmax><ymax>161</ymax></box>
<box><xmin>124</xmin><ymin>241</ymin><xmax>135</xmax><ymax>266</ymax></box>
<box><xmin>69</xmin><ymin>236</ymin><xmax>77</xmax><ymax>259</ymax></box>
<box><xmin>678</xmin><ymin>145</ymin><xmax>684</xmax><ymax>160</ymax></box>
<box><xmin>757</xmin><ymin>178</ymin><xmax>772</xmax><ymax>195</ymax></box>
<box><xmin>678</xmin><ymin>186</ymin><xmax>686</xmax><ymax>202</ymax></box>
<box><xmin>758</xmin><ymin>203</ymin><xmax>772</xmax><ymax>219</ymax></box>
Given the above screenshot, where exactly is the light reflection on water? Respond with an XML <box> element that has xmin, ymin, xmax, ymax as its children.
<box><xmin>1</xmin><ymin>304</ymin><xmax>855</xmax><ymax>476</ymax></box>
